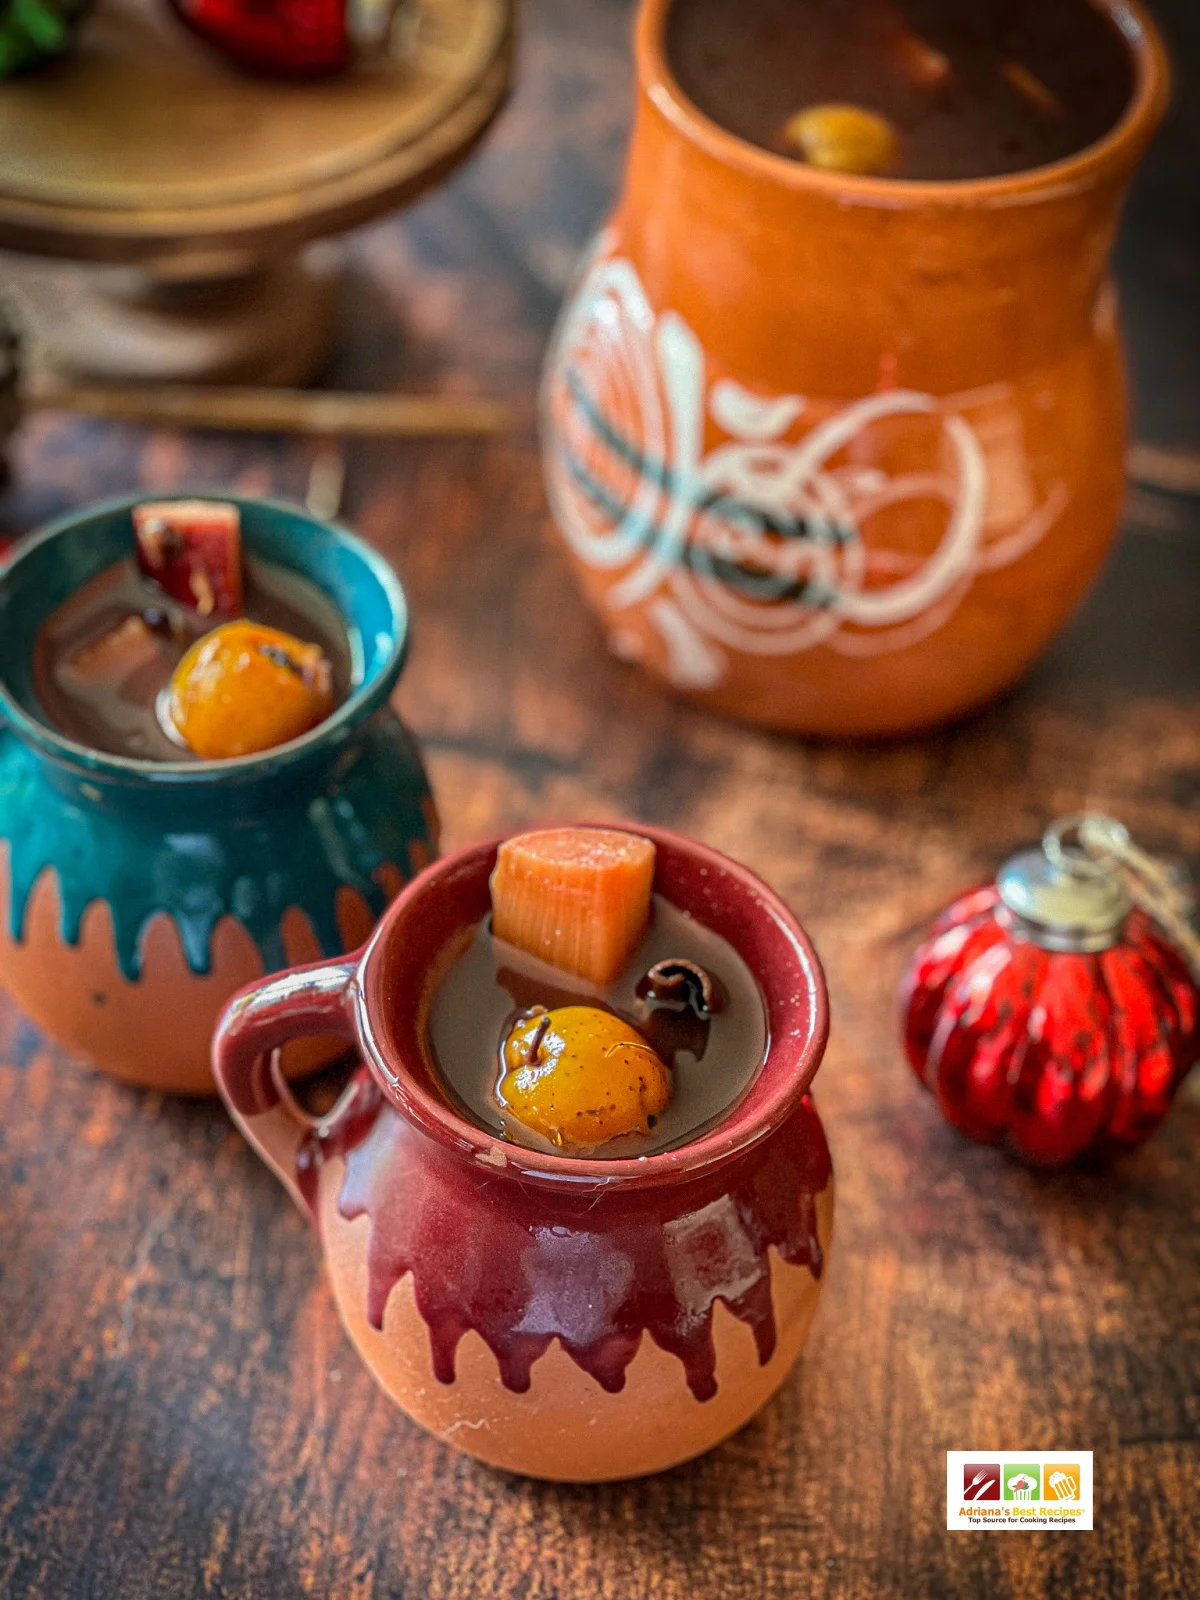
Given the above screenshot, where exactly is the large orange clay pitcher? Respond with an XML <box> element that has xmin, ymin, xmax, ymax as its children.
<box><xmin>541</xmin><ymin>0</ymin><xmax>1168</xmax><ymax>736</ymax></box>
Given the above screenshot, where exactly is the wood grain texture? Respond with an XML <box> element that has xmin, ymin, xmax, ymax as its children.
<box><xmin>0</xmin><ymin>1</ymin><xmax>1197</xmax><ymax>1595</ymax></box>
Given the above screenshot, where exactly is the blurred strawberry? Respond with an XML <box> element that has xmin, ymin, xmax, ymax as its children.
<box><xmin>166</xmin><ymin>0</ymin><xmax>416</xmax><ymax>78</ymax></box>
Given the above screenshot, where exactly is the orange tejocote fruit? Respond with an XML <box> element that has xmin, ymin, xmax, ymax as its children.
<box><xmin>781</xmin><ymin>103</ymin><xmax>899</xmax><ymax>175</ymax></box>
<box><xmin>167</xmin><ymin>620</ymin><xmax>335</xmax><ymax>760</ymax></box>
<box><xmin>490</xmin><ymin>827</ymin><xmax>656</xmax><ymax>985</ymax></box>
<box><xmin>499</xmin><ymin>1006</ymin><xmax>672</xmax><ymax>1150</ymax></box>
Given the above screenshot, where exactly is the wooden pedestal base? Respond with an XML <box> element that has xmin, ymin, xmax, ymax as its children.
<box><xmin>0</xmin><ymin>0</ymin><xmax>513</xmax><ymax>390</ymax></box>
<box><xmin>2</xmin><ymin>245</ymin><xmax>341</xmax><ymax>386</ymax></box>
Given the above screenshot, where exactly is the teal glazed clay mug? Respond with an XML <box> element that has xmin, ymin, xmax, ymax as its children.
<box><xmin>0</xmin><ymin>494</ymin><xmax>438</xmax><ymax>1093</ymax></box>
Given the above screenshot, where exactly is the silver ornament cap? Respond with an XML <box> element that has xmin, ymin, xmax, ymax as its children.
<box><xmin>997</xmin><ymin>815</ymin><xmax>1133</xmax><ymax>954</ymax></box>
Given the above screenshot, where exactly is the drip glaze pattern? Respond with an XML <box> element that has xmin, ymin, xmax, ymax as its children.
<box><xmin>298</xmin><ymin>1069</ymin><xmax>831</xmax><ymax>1401</ymax></box>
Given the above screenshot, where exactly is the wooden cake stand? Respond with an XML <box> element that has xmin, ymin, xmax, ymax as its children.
<box><xmin>0</xmin><ymin>0</ymin><xmax>513</xmax><ymax>384</ymax></box>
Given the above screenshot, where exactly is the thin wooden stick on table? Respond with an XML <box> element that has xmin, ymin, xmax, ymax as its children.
<box><xmin>26</xmin><ymin>378</ymin><xmax>510</xmax><ymax>438</ymax></box>
<box><xmin>1127</xmin><ymin>442</ymin><xmax>1200</xmax><ymax>497</ymax></box>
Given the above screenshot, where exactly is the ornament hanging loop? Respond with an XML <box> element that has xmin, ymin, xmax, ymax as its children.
<box><xmin>1047</xmin><ymin>811</ymin><xmax>1200</xmax><ymax>976</ymax></box>
<box><xmin>1044</xmin><ymin>813</ymin><xmax>1130</xmax><ymax>879</ymax></box>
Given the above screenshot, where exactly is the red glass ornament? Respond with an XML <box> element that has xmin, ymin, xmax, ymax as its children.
<box><xmin>900</xmin><ymin>819</ymin><xmax>1200</xmax><ymax>1167</ymax></box>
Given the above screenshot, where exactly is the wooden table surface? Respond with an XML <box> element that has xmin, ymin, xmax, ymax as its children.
<box><xmin>1</xmin><ymin>2</ymin><xmax>1197</xmax><ymax>1596</ymax></box>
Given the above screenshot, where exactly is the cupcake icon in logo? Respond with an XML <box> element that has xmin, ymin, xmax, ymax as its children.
<box><xmin>1004</xmin><ymin>1465</ymin><xmax>1042</xmax><ymax>1501</ymax></box>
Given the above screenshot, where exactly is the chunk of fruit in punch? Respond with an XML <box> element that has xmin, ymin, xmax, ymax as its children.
<box><xmin>133</xmin><ymin>499</ymin><xmax>244</xmax><ymax>618</ymax></box>
<box><xmin>490</xmin><ymin>828</ymin><xmax>656</xmax><ymax>985</ymax></box>
<box><xmin>499</xmin><ymin>1005</ymin><xmax>673</xmax><ymax>1150</ymax></box>
<box><xmin>167</xmin><ymin>620</ymin><xmax>334</xmax><ymax>759</ymax></box>
<box><xmin>780</xmin><ymin>103</ymin><xmax>899</xmax><ymax>175</ymax></box>
<box><xmin>63</xmin><ymin>615</ymin><xmax>169</xmax><ymax>689</ymax></box>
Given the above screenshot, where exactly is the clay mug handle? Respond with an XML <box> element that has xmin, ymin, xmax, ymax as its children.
<box><xmin>212</xmin><ymin>954</ymin><xmax>361</xmax><ymax>1215</ymax></box>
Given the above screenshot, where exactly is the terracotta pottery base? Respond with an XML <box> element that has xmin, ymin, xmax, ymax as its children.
<box><xmin>0</xmin><ymin>847</ymin><xmax>381</xmax><ymax>1094</ymax></box>
<box><xmin>320</xmin><ymin>1160</ymin><xmax>835</xmax><ymax>1482</ymax></box>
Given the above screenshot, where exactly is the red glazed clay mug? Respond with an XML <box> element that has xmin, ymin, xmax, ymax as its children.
<box><xmin>540</xmin><ymin>0</ymin><xmax>1169</xmax><ymax>736</ymax></box>
<box><xmin>213</xmin><ymin>825</ymin><xmax>834</xmax><ymax>1481</ymax></box>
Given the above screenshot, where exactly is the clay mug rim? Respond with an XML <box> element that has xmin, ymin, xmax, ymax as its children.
<box><xmin>638</xmin><ymin>0</ymin><xmax>1170</xmax><ymax>206</ymax></box>
<box><xmin>0</xmin><ymin>491</ymin><xmax>410</xmax><ymax>788</ymax></box>
<box><xmin>213</xmin><ymin>824</ymin><xmax>830</xmax><ymax>1199</ymax></box>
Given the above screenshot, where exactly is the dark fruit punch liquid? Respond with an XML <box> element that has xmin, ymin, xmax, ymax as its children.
<box><xmin>34</xmin><ymin>557</ymin><xmax>352</xmax><ymax>762</ymax></box>
<box><xmin>427</xmin><ymin>897</ymin><xmax>768</xmax><ymax>1159</ymax></box>
<box><xmin>666</xmin><ymin>0</ymin><xmax>1135</xmax><ymax>180</ymax></box>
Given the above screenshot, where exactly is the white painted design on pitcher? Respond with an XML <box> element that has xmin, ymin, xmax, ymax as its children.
<box><xmin>542</xmin><ymin>247</ymin><xmax>1068</xmax><ymax>689</ymax></box>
